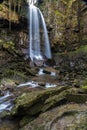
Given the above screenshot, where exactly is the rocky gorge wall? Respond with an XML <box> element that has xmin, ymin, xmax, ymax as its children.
<box><xmin>39</xmin><ymin>0</ymin><xmax>87</xmax><ymax>52</ymax></box>
<box><xmin>0</xmin><ymin>0</ymin><xmax>87</xmax><ymax>52</ymax></box>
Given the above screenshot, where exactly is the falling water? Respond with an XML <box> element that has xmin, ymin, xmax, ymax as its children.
<box><xmin>27</xmin><ymin>0</ymin><xmax>52</xmax><ymax>61</ymax></box>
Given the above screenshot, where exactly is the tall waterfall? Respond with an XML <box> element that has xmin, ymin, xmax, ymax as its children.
<box><xmin>27</xmin><ymin>0</ymin><xmax>52</xmax><ymax>61</ymax></box>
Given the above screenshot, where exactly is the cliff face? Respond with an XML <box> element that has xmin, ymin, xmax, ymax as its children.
<box><xmin>40</xmin><ymin>0</ymin><xmax>87</xmax><ymax>52</ymax></box>
<box><xmin>0</xmin><ymin>1</ymin><xmax>29</xmax><ymax>81</ymax></box>
<box><xmin>0</xmin><ymin>0</ymin><xmax>87</xmax><ymax>51</ymax></box>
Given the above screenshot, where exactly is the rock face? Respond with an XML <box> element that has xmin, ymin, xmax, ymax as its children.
<box><xmin>40</xmin><ymin>0</ymin><xmax>87</xmax><ymax>52</ymax></box>
<box><xmin>9</xmin><ymin>85</ymin><xmax>87</xmax><ymax>129</ymax></box>
<box><xmin>0</xmin><ymin>0</ymin><xmax>87</xmax><ymax>53</ymax></box>
<box><xmin>20</xmin><ymin>104</ymin><xmax>87</xmax><ymax>130</ymax></box>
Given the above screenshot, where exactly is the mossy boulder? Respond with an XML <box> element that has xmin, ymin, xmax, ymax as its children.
<box><xmin>81</xmin><ymin>85</ymin><xmax>87</xmax><ymax>93</ymax></box>
<box><xmin>10</xmin><ymin>86</ymin><xmax>87</xmax><ymax>128</ymax></box>
<box><xmin>0</xmin><ymin>78</ymin><xmax>16</xmax><ymax>92</ymax></box>
<box><xmin>20</xmin><ymin>103</ymin><xmax>87</xmax><ymax>130</ymax></box>
<box><xmin>80</xmin><ymin>78</ymin><xmax>87</xmax><ymax>93</ymax></box>
<box><xmin>11</xmin><ymin>86</ymin><xmax>69</xmax><ymax>116</ymax></box>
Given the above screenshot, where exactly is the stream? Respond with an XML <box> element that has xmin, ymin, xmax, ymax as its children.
<box><xmin>0</xmin><ymin>91</ymin><xmax>14</xmax><ymax>113</ymax></box>
<box><xmin>0</xmin><ymin>68</ymin><xmax>57</xmax><ymax>113</ymax></box>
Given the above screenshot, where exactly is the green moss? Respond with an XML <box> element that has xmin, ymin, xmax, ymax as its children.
<box><xmin>81</xmin><ymin>86</ymin><xmax>87</xmax><ymax>90</ymax></box>
<box><xmin>1</xmin><ymin>69</ymin><xmax>28</xmax><ymax>81</ymax></box>
<box><xmin>0</xmin><ymin>78</ymin><xmax>16</xmax><ymax>87</ymax></box>
<box><xmin>75</xmin><ymin>45</ymin><xmax>87</xmax><ymax>53</ymax></box>
<box><xmin>11</xmin><ymin>86</ymin><xmax>69</xmax><ymax>116</ymax></box>
<box><xmin>68</xmin><ymin>45</ymin><xmax>87</xmax><ymax>57</ymax></box>
<box><xmin>82</xmin><ymin>79</ymin><xmax>87</xmax><ymax>86</ymax></box>
<box><xmin>12</xmin><ymin>87</ymin><xmax>84</xmax><ymax>117</ymax></box>
<box><xmin>0</xmin><ymin>4</ymin><xmax>3</xmax><ymax>11</ymax></box>
<box><xmin>55</xmin><ymin>45</ymin><xmax>87</xmax><ymax>56</ymax></box>
<box><xmin>0</xmin><ymin>39</ymin><xmax>3</xmax><ymax>45</ymax></box>
<box><xmin>80</xmin><ymin>86</ymin><xmax>87</xmax><ymax>94</ymax></box>
<box><xmin>20</xmin><ymin>116</ymin><xmax>35</xmax><ymax>127</ymax></box>
<box><xmin>83</xmin><ymin>36</ymin><xmax>87</xmax><ymax>42</ymax></box>
<box><xmin>80</xmin><ymin>79</ymin><xmax>87</xmax><ymax>92</ymax></box>
<box><xmin>3</xmin><ymin>41</ymin><xmax>15</xmax><ymax>50</ymax></box>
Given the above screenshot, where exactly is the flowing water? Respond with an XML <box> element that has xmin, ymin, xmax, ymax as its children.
<box><xmin>0</xmin><ymin>0</ymin><xmax>53</xmax><ymax>129</ymax></box>
<box><xmin>0</xmin><ymin>91</ymin><xmax>14</xmax><ymax>113</ymax></box>
<box><xmin>28</xmin><ymin>0</ymin><xmax>52</xmax><ymax>61</ymax></box>
<box><xmin>17</xmin><ymin>68</ymin><xmax>57</xmax><ymax>89</ymax></box>
<box><xmin>0</xmin><ymin>0</ymin><xmax>52</xmax><ymax>114</ymax></box>
<box><xmin>17</xmin><ymin>81</ymin><xmax>39</xmax><ymax>88</ymax></box>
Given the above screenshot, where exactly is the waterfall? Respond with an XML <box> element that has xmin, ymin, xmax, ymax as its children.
<box><xmin>27</xmin><ymin>0</ymin><xmax>52</xmax><ymax>61</ymax></box>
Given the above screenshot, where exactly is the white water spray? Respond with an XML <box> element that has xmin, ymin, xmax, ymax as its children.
<box><xmin>28</xmin><ymin>0</ymin><xmax>52</xmax><ymax>61</ymax></box>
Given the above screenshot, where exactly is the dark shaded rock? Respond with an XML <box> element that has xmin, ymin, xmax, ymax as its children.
<box><xmin>0</xmin><ymin>119</ymin><xmax>19</xmax><ymax>130</ymax></box>
<box><xmin>0</xmin><ymin>0</ymin><xmax>3</xmax><ymax>4</ymax></box>
<box><xmin>45</xmin><ymin>58</ymin><xmax>56</xmax><ymax>66</ymax></box>
<box><xmin>42</xmin><ymin>67</ymin><xmax>57</xmax><ymax>76</ymax></box>
<box><xmin>11</xmin><ymin>86</ymin><xmax>87</xmax><ymax>122</ymax></box>
<box><xmin>20</xmin><ymin>103</ymin><xmax>87</xmax><ymax>130</ymax></box>
<box><xmin>11</xmin><ymin>86</ymin><xmax>69</xmax><ymax>116</ymax></box>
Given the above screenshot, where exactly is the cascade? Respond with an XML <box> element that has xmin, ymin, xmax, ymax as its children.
<box><xmin>27</xmin><ymin>0</ymin><xmax>52</xmax><ymax>61</ymax></box>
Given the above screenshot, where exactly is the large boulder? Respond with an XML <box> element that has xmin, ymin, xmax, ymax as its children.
<box><xmin>10</xmin><ymin>85</ymin><xmax>87</xmax><ymax>129</ymax></box>
<box><xmin>20</xmin><ymin>103</ymin><xmax>87</xmax><ymax>130</ymax></box>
